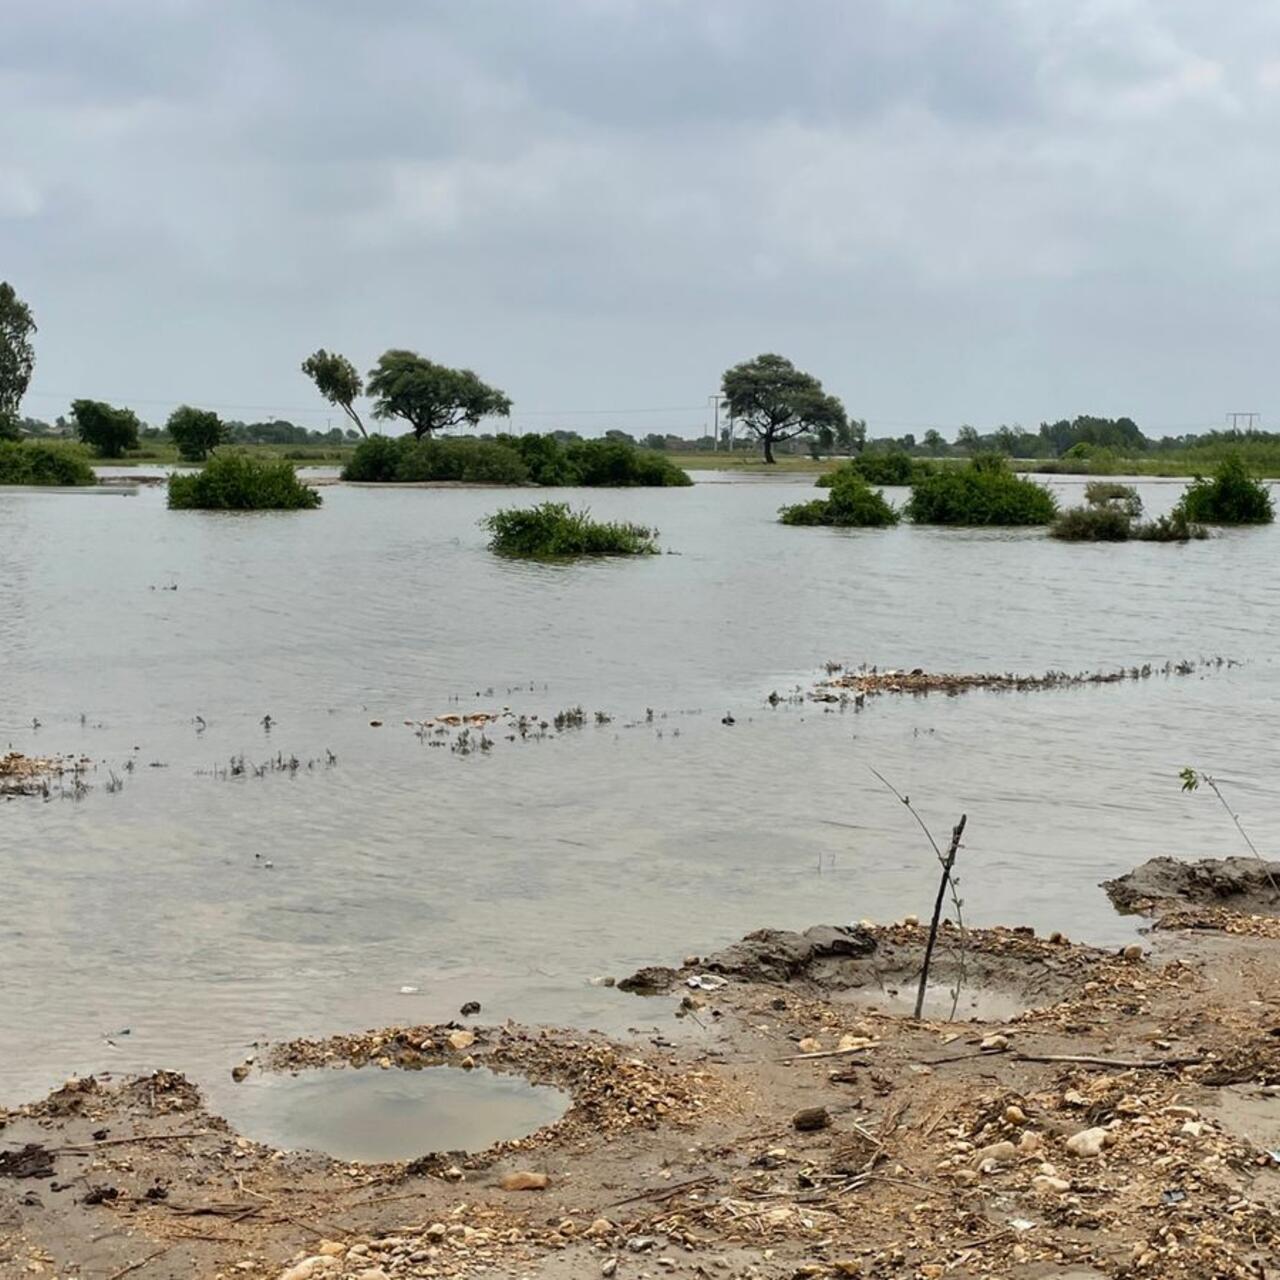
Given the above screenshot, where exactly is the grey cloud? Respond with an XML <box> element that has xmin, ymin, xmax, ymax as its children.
<box><xmin>4</xmin><ymin>0</ymin><xmax>1280</xmax><ymax>432</ymax></box>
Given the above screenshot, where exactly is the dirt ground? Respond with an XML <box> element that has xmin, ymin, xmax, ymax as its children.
<box><xmin>4</xmin><ymin>877</ymin><xmax>1280</xmax><ymax>1280</ymax></box>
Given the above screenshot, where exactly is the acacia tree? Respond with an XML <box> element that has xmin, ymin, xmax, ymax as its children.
<box><xmin>0</xmin><ymin>282</ymin><xmax>36</xmax><ymax>441</ymax></box>
<box><xmin>71</xmin><ymin>399</ymin><xmax>141</xmax><ymax>458</ymax></box>
<box><xmin>301</xmin><ymin>349</ymin><xmax>367</xmax><ymax>438</ymax></box>
<box><xmin>721</xmin><ymin>353</ymin><xmax>846</xmax><ymax>463</ymax></box>
<box><xmin>167</xmin><ymin>405</ymin><xmax>227</xmax><ymax>461</ymax></box>
<box><xmin>367</xmin><ymin>350</ymin><xmax>511</xmax><ymax>440</ymax></box>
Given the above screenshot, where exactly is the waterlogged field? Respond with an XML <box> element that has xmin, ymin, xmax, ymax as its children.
<box><xmin>2</xmin><ymin>473</ymin><xmax>1278</xmax><ymax>1103</ymax></box>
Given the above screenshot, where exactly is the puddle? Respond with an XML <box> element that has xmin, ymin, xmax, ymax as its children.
<box><xmin>835</xmin><ymin>981</ymin><xmax>1033</xmax><ymax>1022</ymax></box>
<box><xmin>217</xmin><ymin>1065</ymin><xmax>569</xmax><ymax>1163</ymax></box>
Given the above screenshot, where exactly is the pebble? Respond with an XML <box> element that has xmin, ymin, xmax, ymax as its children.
<box><xmin>424</xmin><ymin>1224</ymin><xmax>447</xmax><ymax>1241</ymax></box>
<box><xmin>500</xmin><ymin>1170</ymin><xmax>549</xmax><ymax>1191</ymax></box>
<box><xmin>601</xmin><ymin>1260</ymin><xmax>618</xmax><ymax>1277</ymax></box>
<box><xmin>278</xmin><ymin>1259</ymin><xmax>337</xmax><ymax>1280</ymax></box>
<box><xmin>792</xmin><ymin>1106</ymin><xmax>831</xmax><ymax>1132</ymax></box>
<box><xmin>1033</xmin><ymin>1174</ymin><xmax>1072</xmax><ymax>1195</ymax></box>
<box><xmin>355</xmin><ymin>1271</ymin><xmax>388</xmax><ymax>1280</ymax></box>
<box><xmin>1066</xmin><ymin>1126</ymin><xmax>1109</xmax><ymax>1157</ymax></box>
<box><xmin>447</xmin><ymin>1030</ymin><xmax>476</xmax><ymax>1051</ymax></box>
<box><xmin>974</xmin><ymin>1140</ymin><xmax>1017</xmax><ymax>1169</ymax></box>
<box><xmin>1123</xmin><ymin>943</ymin><xmax>1144</xmax><ymax>960</ymax></box>
<box><xmin>1004</xmin><ymin>1104</ymin><xmax>1027</xmax><ymax>1125</ymax></box>
<box><xmin>587</xmin><ymin>1218</ymin><xmax>614</xmax><ymax>1237</ymax></box>
<box><xmin>797</xmin><ymin>1037</ymin><xmax>823</xmax><ymax>1054</ymax></box>
<box><xmin>979</xmin><ymin>1034</ymin><xmax>1009</xmax><ymax>1053</ymax></box>
<box><xmin>316</xmin><ymin>1241</ymin><xmax>345</xmax><ymax>1257</ymax></box>
<box><xmin>1017</xmin><ymin>1130</ymin><xmax>1043</xmax><ymax>1154</ymax></box>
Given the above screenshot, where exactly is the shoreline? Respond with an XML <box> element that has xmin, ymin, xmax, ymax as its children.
<box><xmin>4</xmin><ymin>867</ymin><xmax>1279</xmax><ymax>1279</ymax></box>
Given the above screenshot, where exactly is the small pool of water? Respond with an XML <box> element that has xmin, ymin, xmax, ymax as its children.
<box><xmin>216</xmin><ymin>1064</ymin><xmax>569</xmax><ymax>1162</ymax></box>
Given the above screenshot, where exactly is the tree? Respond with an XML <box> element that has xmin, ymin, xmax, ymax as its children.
<box><xmin>167</xmin><ymin>405</ymin><xmax>227</xmax><ymax>461</ymax></box>
<box><xmin>366</xmin><ymin>350</ymin><xmax>511</xmax><ymax>440</ymax></box>
<box><xmin>720</xmin><ymin>353</ymin><xmax>846</xmax><ymax>464</ymax></box>
<box><xmin>956</xmin><ymin>425</ymin><xmax>981</xmax><ymax>454</ymax></box>
<box><xmin>839</xmin><ymin>417</ymin><xmax>867</xmax><ymax>455</ymax></box>
<box><xmin>301</xmin><ymin>349</ymin><xmax>367</xmax><ymax>438</ymax></box>
<box><xmin>923</xmin><ymin>428</ymin><xmax>946</xmax><ymax>455</ymax></box>
<box><xmin>0</xmin><ymin>282</ymin><xmax>36</xmax><ymax>441</ymax></box>
<box><xmin>71</xmin><ymin>399</ymin><xmax>141</xmax><ymax>458</ymax></box>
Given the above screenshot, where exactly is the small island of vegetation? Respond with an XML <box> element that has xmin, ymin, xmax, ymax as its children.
<box><xmin>1178</xmin><ymin>455</ymin><xmax>1274</xmax><ymax>524</ymax></box>
<box><xmin>0</xmin><ymin>440</ymin><xmax>96</xmax><ymax>486</ymax></box>
<box><xmin>815</xmin><ymin>452</ymin><xmax>933</xmax><ymax>487</ymax></box>
<box><xmin>482</xmin><ymin>502</ymin><xmax>659</xmax><ymax>557</ymax></box>
<box><xmin>167</xmin><ymin>451</ymin><xmax>322</xmax><ymax>510</ymax></box>
<box><xmin>905</xmin><ymin>454</ymin><xmax>1058</xmax><ymax>526</ymax></box>
<box><xmin>779</xmin><ymin>470</ymin><xmax>899</xmax><ymax>527</ymax></box>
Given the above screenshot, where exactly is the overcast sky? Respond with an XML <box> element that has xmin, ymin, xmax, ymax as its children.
<box><xmin>5</xmin><ymin>0</ymin><xmax>1280</xmax><ymax>439</ymax></box>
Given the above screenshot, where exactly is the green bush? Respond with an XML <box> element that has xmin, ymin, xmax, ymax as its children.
<box><xmin>342</xmin><ymin>433</ymin><xmax>692</xmax><ymax>487</ymax></box>
<box><xmin>0</xmin><ymin>440</ymin><xmax>97</xmax><ymax>486</ymax></box>
<box><xmin>167</xmin><ymin>451</ymin><xmax>321</xmax><ymax>510</ymax></box>
<box><xmin>817</xmin><ymin>452</ymin><xmax>932</xmax><ymax>488</ymax></box>
<box><xmin>482</xmin><ymin>502</ymin><xmax>658</xmax><ymax>556</ymax></box>
<box><xmin>1175</xmin><ymin>456</ymin><xmax>1274</xmax><ymax>524</ymax></box>
<box><xmin>1050</xmin><ymin>505</ymin><xmax>1133</xmax><ymax>541</ymax></box>
<box><xmin>780</xmin><ymin>471</ymin><xmax>899</xmax><ymax>527</ymax></box>
<box><xmin>905</xmin><ymin>457</ymin><xmax>1057</xmax><ymax>525</ymax></box>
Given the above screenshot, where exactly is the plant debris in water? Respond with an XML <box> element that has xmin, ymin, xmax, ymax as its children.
<box><xmin>799</xmin><ymin>656</ymin><xmax>1235</xmax><ymax>705</ymax></box>
<box><xmin>0</xmin><ymin>750</ymin><xmax>92</xmax><ymax>799</ymax></box>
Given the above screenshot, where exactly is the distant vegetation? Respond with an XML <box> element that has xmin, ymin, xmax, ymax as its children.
<box><xmin>0</xmin><ymin>282</ymin><xmax>36</xmax><ymax>442</ymax></box>
<box><xmin>482</xmin><ymin>502</ymin><xmax>659</xmax><ymax>557</ymax></box>
<box><xmin>721</xmin><ymin>353</ymin><xmax>848</xmax><ymax>464</ymax></box>
<box><xmin>816</xmin><ymin>452</ymin><xmax>934</xmax><ymax>487</ymax></box>
<box><xmin>779</xmin><ymin>470</ymin><xmax>899</xmax><ymax>527</ymax></box>
<box><xmin>342</xmin><ymin>432</ymin><xmax>691</xmax><ymax>487</ymax></box>
<box><xmin>905</xmin><ymin>455</ymin><xmax>1057</xmax><ymax>526</ymax></box>
<box><xmin>1177</xmin><ymin>456</ymin><xmax>1274</xmax><ymax>524</ymax></box>
<box><xmin>166</xmin><ymin>405</ymin><xmax>228</xmax><ymax>462</ymax></box>
<box><xmin>167</xmin><ymin>452</ymin><xmax>322</xmax><ymax>510</ymax></box>
<box><xmin>0</xmin><ymin>440</ymin><xmax>95</xmax><ymax>486</ymax></box>
<box><xmin>72</xmin><ymin>399</ymin><xmax>141</xmax><ymax>458</ymax></box>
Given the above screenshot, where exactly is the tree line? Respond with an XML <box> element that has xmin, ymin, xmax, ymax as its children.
<box><xmin>1</xmin><ymin>280</ymin><xmax>1275</xmax><ymax>466</ymax></box>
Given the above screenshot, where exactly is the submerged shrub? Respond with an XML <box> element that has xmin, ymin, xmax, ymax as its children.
<box><xmin>0</xmin><ymin>440</ymin><xmax>96</xmax><ymax>486</ymax></box>
<box><xmin>482</xmin><ymin>502</ymin><xmax>658</xmax><ymax>556</ymax></box>
<box><xmin>342</xmin><ymin>432</ymin><xmax>691</xmax><ymax>488</ymax></box>
<box><xmin>780</xmin><ymin>471</ymin><xmax>899</xmax><ymax>527</ymax></box>
<box><xmin>1050</xmin><ymin>505</ymin><xmax>1133</xmax><ymax>541</ymax></box>
<box><xmin>905</xmin><ymin>457</ymin><xmax>1057</xmax><ymax>526</ymax></box>
<box><xmin>1134</xmin><ymin>509</ymin><xmax>1209</xmax><ymax>542</ymax></box>
<box><xmin>168</xmin><ymin>451</ymin><xmax>321</xmax><ymax>510</ymax></box>
<box><xmin>817</xmin><ymin>452</ymin><xmax>932</xmax><ymax>488</ymax></box>
<box><xmin>1175</xmin><ymin>456</ymin><xmax>1274</xmax><ymax>524</ymax></box>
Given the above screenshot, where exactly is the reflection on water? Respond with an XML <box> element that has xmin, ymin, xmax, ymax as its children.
<box><xmin>1</xmin><ymin>474</ymin><xmax>1278</xmax><ymax>1103</ymax></box>
<box><xmin>210</xmin><ymin>1065</ymin><xmax>568</xmax><ymax>1162</ymax></box>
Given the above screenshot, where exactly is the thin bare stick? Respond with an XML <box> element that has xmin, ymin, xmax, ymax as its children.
<box><xmin>870</xmin><ymin>769</ymin><xmax>969</xmax><ymax>1019</ymax></box>
<box><xmin>1012</xmin><ymin>1052</ymin><xmax>1203</xmax><ymax>1069</ymax></box>
<box><xmin>914</xmin><ymin>814</ymin><xmax>967</xmax><ymax>1020</ymax></box>
<box><xmin>53</xmin><ymin>1131</ymin><xmax>209</xmax><ymax>1154</ymax></box>
<box><xmin>776</xmin><ymin>1046</ymin><xmax>872</xmax><ymax>1064</ymax></box>
<box><xmin>608</xmin><ymin>1175</ymin><xmax>715</xmax><ymax>1207</ymax></box>
<box><xmin>1201</xmin><ymin>773</ymin><xmax>1279</xmax><ymax>895</ymax></box>
<box><xmin>107</xmin><ymin>1249</ymin><xmax>170</xmax><ymax>1280</ymax></box>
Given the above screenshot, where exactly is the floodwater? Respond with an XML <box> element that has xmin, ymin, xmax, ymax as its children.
<box><xmin>210</xmin><ymin>1065</ymin><xmax>568</xmax><ymax>1162</ymax></box>
<box><xmin>2</xmin><ymin>473</ymin><xmax>1278</xmax><ymax>1104</ymax></box>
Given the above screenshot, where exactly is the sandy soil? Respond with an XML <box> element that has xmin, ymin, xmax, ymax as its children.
<box><xmin>4</xmin><ymin>882</ymin><xmax>1280</xmax><ymax>1280</ymax></box>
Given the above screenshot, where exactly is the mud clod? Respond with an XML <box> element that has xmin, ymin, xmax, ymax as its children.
<box><xmin>1105</xmin><ymin>855</ymin><xmax>1280</xmax><ymax>917</ymax></box>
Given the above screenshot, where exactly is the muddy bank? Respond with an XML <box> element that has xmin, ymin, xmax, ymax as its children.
<box><xmin>1104</xmin><ymin>855</ymin><xmax>1280</xmax><ymax>919</ymax></box>
<box><xmin>5</xmin><ymin>911</ymin><xmax>1280</xmax><ymax>1279</ymax></box>
<box><xmin>0</xmin><ymin>751</ymin><xmax>91</xmax><ymax>798</ymax></box>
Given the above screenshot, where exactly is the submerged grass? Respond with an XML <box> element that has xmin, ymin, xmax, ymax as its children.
<box><xmin>167</xmin><ymin>452</ymin><xmax>322</xmax><ymax>510</ymax></box>
<box><xmin>482</xmin><ymin>502</ymin><xmax>659</xmax><ymax>557</ymax></box>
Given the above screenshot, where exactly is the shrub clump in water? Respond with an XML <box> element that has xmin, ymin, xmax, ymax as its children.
<box><xmin>780</xmin><ymin>470</ymin><xmax>899</xmax><ymax>527</ymax></box>
<box><xmin>905</xmin><ymin>454</ymin><xmax>1057</xmax><ymax>526</ymax></box>
<box><xmin>1052</xmin><ymin>482</ymin><xmax>1207</xmax><ymax>542</ymax></box>
<box><xmin>0</xmin><ymin>441</ymin><xmax>96</xmax><ymax>486</ymax></box>
<box><xmin>167</xmin><ymin>452</ymin><xmax>322</xmax><ymax>510</ymax></box>
<box><xmin>343</xmin><ymin>433</ymin><xmax>691</xmax><ymax>488</ymax></box>
<box><xmin>482</xmin><ymin>502</ymin><xmax>658</xmax><ymax>557</ymax></box>
<box><xmin>1175</xmin><ymin>456</ymin><xmax>1274</xmax><ymax>525</ymax></box>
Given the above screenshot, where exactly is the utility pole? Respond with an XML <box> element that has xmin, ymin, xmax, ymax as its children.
<box><xmin>709</xmin><ymin>394</ymin><xmax>725</xmax><ymax>452</ymax></box>
<box><xmin>1227</xmin><ymin>412</ymin><xmax>1260</xmax><ymax>432</ymax></box>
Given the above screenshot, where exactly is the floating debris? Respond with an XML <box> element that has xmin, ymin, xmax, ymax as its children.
<box><xmin>804</xmin><ymin>657</ymin><xmax>1237</xmax><ymax>705</ymax></box>
<box><xmin>1</xmin><ymin>751</ymin><xmax>92</xmax><ymax>799</ymax></box>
